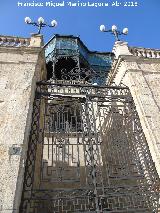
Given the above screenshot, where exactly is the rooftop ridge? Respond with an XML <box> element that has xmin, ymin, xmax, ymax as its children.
<box><xmin>44</xmin><ymin>34</ymin><xmax>113</xmax><ymax>55</ymax></box>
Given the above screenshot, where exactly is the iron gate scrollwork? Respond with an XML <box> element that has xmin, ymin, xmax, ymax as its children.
<box><xmin>20</xmin><ymin>81</ymin><xmax>159</xmax><ymax>213</ymax></box>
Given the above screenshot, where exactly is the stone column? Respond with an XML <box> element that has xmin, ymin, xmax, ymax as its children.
<box><xmin>0</xmin><ymin>34</ymin><xmax>46</xmax><ymax>213</ymax></box>
<box><xmin>108</xmin><ymin>41</ymin><xmax>160</xmax><ymax>176</ymax></box>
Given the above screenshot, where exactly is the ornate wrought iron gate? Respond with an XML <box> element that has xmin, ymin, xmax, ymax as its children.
<box><xmin>20</xmin><ymin>81</ymin><xmax>159</xmax><ymax>213</ymax></box>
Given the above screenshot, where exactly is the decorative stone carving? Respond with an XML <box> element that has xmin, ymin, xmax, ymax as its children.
<box><xmin>129</xmin><ymin>47</ymin><xmax>160</xmax><ymax>59</ymax></box>
<box><xmin>0</xmin><ymin>35</ymin><xmax>30</xmax><ymax>47</ymax></box>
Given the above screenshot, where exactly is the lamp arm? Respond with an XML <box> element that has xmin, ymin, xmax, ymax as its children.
<box><xmin>29</xmin><ymin>22</ymin><xmax>39</xmax><ymax>27</ymax></box>
<box><xmin>45</xmin><ymin>24</ymin><xmax>53</xmax><ymax>28</ymax></box>
<box><xmin>40</xmin><ymin>23</ymin><xmax>47</xmax><ymax>28</ymax></box>
<box><xmin>117</xmin><ymin>31</ymin><xmax>124</xmax><ymax>35</ymax></box>
<box><xmin>104</xmin><ymin>30</ymin><xmax>112</xmax><ymax>33</ymax></box>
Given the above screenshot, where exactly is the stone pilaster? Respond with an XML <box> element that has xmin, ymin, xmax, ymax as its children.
<box><xmin>108</xmin><ymin>41</ymin><xmax>160</xmax><ymax>176</ymax></box>
<box><xmin>112</xmin><ymin>41</ymin><xmax>132</xmax><ymax>59</ymax></box>
<box><xmin>0</xmin><ymin>34</ymin><xmax>46</xmax><ymax>213</ymax></box>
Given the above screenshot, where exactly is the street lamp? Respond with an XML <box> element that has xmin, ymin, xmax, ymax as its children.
<box><xmin>100</xmin><ymin>24</ymin><xmax>128</xmax><ymax>41</ymax></box>
<box><xmin>25</xmin><ymin>17</ymin><xmax>58</xmax><ymax>34</ymax></box>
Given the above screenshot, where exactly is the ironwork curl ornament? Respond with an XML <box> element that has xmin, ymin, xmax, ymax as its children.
<box><xmin>53</xmin><ymin>55</ymin><xmax>79</xmax><ymax>64</ymax></box>
<box><xmin>61</xmin><ymin>67</ymin><xmax>95</xmax><ymax>81</ymax></box>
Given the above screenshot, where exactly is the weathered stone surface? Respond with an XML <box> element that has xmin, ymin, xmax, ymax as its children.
<box><xmin>0</xmin><ymin>34</ymin><xmax>46</xmax><ymax>213</ymax></box>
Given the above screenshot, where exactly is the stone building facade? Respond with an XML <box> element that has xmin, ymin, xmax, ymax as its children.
<box><xmin>0</xmin><ymin>34</ymin><xmax>160</xmax><ymax>213</ymax></box>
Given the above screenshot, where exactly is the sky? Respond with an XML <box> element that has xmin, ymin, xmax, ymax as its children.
<box><xmin>0</xmin><ymin>0</ymin><xmax>160</xmax><ymax>52</ymax></box>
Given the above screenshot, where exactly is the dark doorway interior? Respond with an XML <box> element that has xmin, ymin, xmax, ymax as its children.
<box><xmin>46</xmin><ymin>61</ymin><xmax>53</xmax><ymax>80</ymax></box>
